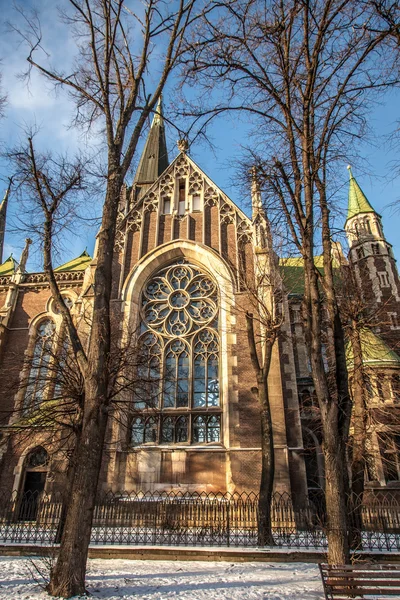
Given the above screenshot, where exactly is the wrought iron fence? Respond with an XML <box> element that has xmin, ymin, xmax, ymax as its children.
<box><xmin>1</xmin><ymin>489</ymin><xmax>400</xmax><ymax>551</ymax></box>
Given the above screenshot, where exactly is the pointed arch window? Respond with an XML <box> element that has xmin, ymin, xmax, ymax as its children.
<box><xmin>24</xmin><ymin>319</ymin><xmax>56</xmax><ymax>412</ymax></box>
<box><xmin>164</xmin><ymin>340</ymin><xmax>189</xmax><ymax>408</ymax></box>
<box><xmin>133</xmin><ymin>261</ymin><xmax>221</xmax><ymax>446</ymax></box>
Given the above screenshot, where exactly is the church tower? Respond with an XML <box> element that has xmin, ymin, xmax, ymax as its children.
<box><xmin>345</xmin><ymin>166</ymin><xmax>400</xmax><ymax>332</ymax></box>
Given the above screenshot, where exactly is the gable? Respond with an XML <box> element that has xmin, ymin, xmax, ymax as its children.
<box><xmin>119</xmin><ymin>152</ymin><xmax>251</xmax><ymax>234</ymax></box>
<box><xmin>114</xmin><ymin>152</ymin><xmax>255</xmax><ymax>290</ymax></box>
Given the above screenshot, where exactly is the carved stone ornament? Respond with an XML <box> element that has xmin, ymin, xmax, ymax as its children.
<box><xmin>177</xmin><ymin>138</ymin><xmax>189</xmax><ymax>153</ymax></box>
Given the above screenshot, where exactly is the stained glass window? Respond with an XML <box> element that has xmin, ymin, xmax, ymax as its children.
<box><xmin>132</xmin><ymin>261</ymin><xmax>221</xmax><ymax>446</ymax></box>
<box><xmin>24</xmin><ymin>319</ymin><xmax>56</xmax><ymax>412</ymax></box>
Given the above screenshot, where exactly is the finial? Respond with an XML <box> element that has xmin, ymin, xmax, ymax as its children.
<box><xmin>250</xmin><ymin>165</ymin><xmax>263</xmax><ymax>218</ymax></box>
<box><xmin>347</xmin><ymin>165</ymin><xmax>353</xmax><ymax>179</ymax></box>
<box><xmin>177</xmin><ymin>138</ymin><xmax>189</xmax><ymax>153</ymax></box>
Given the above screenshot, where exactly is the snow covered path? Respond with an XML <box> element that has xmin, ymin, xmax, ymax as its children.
<box><xmin>0</xmin><ymin>556</ymin><xmax>324</xmax><ymax>599</ymax></box>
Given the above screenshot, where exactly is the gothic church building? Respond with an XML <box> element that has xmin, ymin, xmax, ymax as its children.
<box><xmin>1</xmin><ymin>103</ymin><xmax>400</xmax><ymax>501</ymax></box>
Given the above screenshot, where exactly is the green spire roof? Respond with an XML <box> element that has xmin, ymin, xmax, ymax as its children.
<box><xmin>133</xmin><ymin>97</ymin><xmax>169</xmax><ymax>186</ymax></box>
<box><xmin>346</xmin><ymin>328</ymin><xmax>400</xmax><ymax>368</ymax></box>
<box><xmin>55</xmin><ymin>250</ymin><xmax>92</xmax><ymax>272</ymax></box>
<box><xmin>346</xmin><ymin>166</ymin><xmax>375</xmax><ymax>221</ymax></box>
<box><xmin>0</xmin><ymin>255</ymin><xmax>16</xmax><ymax>276</ymax></box>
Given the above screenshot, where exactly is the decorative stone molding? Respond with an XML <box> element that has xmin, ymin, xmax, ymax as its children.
<box><xmin>174</xmin><ymin>156</ymin><xmax>189</xmax><ymax>177</ymax></box>
<box><xmin>126</xmin><ymin>210</ymin><xmax>143</xmax><ymax>234</ymax></box>
<box><xmin>220</xmin><ymin>203</ymin><xmax>235</xmax><ymax>225</ymax></box>
<box><xmin>24</xmin><ymin>272</ymin><xmax>85</xmax><ymax>285</ymax></box>
<box><xmin>143</xmin><ymin>191</ymin><xmax>158</xmax><ymax>212</ymax></box>
<box><xmin>0</xmin><ymin>275</ymin><xmax>11</xmax><ymax>287</ymax></box>
<box><xmin>177</xmin><ymin>138</ymin><xmax>189</xmax><ymax>153</ymax></box>
<box><xmin>188</xmin><ymin>171</ymin><xmax>203</xmax><ymax>194</ymax></box>
<box><xmin>237</xmin><ymin>220</ymin><xmax>253</xmax><ymax>244</ymax></box>
<box><xmin>204</xmin><ymin>186</ymin><xmax>219</xmax><ymax>207</ymax></box>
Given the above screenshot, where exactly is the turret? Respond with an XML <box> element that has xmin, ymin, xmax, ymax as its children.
<box><xmin>345</xmin><ymin>166</ymin><xmax>400</xmax><ymax>305</ymax></box>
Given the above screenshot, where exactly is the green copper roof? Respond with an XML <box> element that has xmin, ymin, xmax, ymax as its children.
<box><xmin>55</xmin><ymin>250</ymin><xmax>92</xmax><ymax>272</ymax></box>
<box><xmin>0</xmin><ymin>255</ymin><xmax>16</xmax><ymax>276</ymax></box>
<box><xmin>346</xmin><ymin>328</ymin><xmax>400</xmax><ymax>368</ymax></box>
<box><xmin>346</xmin><ymin>166</ymin><xmax>375</xmax><ymax>221</ymax></box>
<box><xmin>279</xmin><ymin>255</ymin><xmax>341</xmax><ymax>295</ymax></box>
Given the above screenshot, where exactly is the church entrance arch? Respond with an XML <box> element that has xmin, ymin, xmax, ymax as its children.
<box><xmin>18</xmin><ymin>447</ymin><xmax>49</xmax><ymax>521</ymax></box>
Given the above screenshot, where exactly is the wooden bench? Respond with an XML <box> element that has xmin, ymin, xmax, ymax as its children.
<box><xmin>319</xmin><ymin>563</ymin><xmax>400</xmax><ymax>598</ymax></box>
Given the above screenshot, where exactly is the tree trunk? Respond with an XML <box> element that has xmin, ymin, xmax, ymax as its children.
<box><xmin>302</xmin><ymin>251</ymin><xmax>350</xmax><ymax>565</ymax></box>
<box><xmin>257</xmin><ymin>381</ymin><xmax>275</xmax><ymax>546</ymax></box>
<box><xmin>246</xmin><ymin>312</ymin><xmax>276</xmax><ymax>546</ymax></box>
<box><xmin>47</xmin><ymin>393</ymin><xmax>108</xmax><ymax>596</ymax></box>
<box><xmin>54</xmin><ymin>430</ymin><xmax>82</xmax><ymax>545</ymax></box>
<box><xmin>47</xmin><ymin>171</ymin><xmax>122</xmax><ymax>597</ymax></box>
<box><xmin>47</xmin><ymin>395</ymin><xmax>108</xmax><ymax>596</ymax></box>
<box><xmin>349</xmin><ymin>323</ymin><xmax>367</xmax><ymax>550</ymax></box>
<box><xmin>323</xmin><ymin>422</ymin><xmax>350</xmax><ymax>565</ymax></box>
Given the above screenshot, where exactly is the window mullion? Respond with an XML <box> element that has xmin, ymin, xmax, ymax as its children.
<box><xmin>174</xmin><ymin>352</ymin><xmax>179</xmax><ymax>408</ymax></box>
<box><xmin>205</xmin><ymin>355</ymin><xmax>209</xmax><ymax>408</ymax></box>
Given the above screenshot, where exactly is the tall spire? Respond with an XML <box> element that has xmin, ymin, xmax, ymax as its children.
<box><xmin>346</xmin><ymin>165</ymin><xmax>375</xmax><ymax>221</ymax></box>
<box><xmin>0</xmin><ymin>180</ymin><xmax>11</xmax><ymax>263</ymax></box>
<box><xmin>133</xmin><ymin>97</ymin><xmax>169</xmax><ymax>190</ymax></box>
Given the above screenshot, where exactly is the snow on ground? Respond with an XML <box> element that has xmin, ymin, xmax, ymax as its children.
<box><xmin>0</xmin><ymin>556</ymin><xmax>324</xmax><ymax>599</ymax></box>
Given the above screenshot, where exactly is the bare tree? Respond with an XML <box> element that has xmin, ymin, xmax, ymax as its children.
<box><xmin>236</xmin><ymin>169</ymin><xmax>284</xmax><ymax>545</ymax></box>
<box><xmin>337</xmin><ymin>258</ymin><xmax>400</xmax><ymax>548</ymax></box>
<box><xmin>0</xmin><ymin>71</ymin><xmax>6</xmax><ymax>119</ymax></box>
<box><xmin>370</xmin><ymin>1</ymin><xmax>400</xmax><ymax>45</ymax></box>
<box><xmin>3</xmin><ymin>135</ymin><xmax>166</xmax><ymax>542</ymax></box>
<box><xmin>182</xmin><ymin>0</ymin><xmax>399</xmax><ymax>563</ymax></box>
<box><xmin>7</xmin><ymin>1</ymin><xmax>203</xmax><ymax>593</ymax></box>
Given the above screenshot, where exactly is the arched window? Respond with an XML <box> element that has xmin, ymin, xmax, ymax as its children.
<box><xmin>161</xmin><ymin>416</ymin><xmax>175</xmax><ymax>443</ymax></box>
<box><xmin>144</xmin><ymin>417</ymin><xmax>158</xmax><ymax>443</ymax></box>
<box><xmin>164</xmin><ymin>340</ymin><xmax>189</xmax><ymax>408</ymax></box>
<box><xmin>131</xmin><ymin>417</ymin><xmax>145</xmax><ymax>445</ymax></box>
<box><xmin>24</xmin><ymin>319</ymin><xmax>56</xmax><ymax>412</ymax></box>
<box><xmin>134</xmin><ymin>261</ymin><xmax>221</xmax><ymax>446</ymax></box>
<box><xmin>135</xmin><ymin>332</ymin><xmax>161</xmax><ymax>409</ymax></box>
<box><xmin>193</xmin><ymin>415</ymin><xmax>207</xmax><ymax>443</ymax></box>
<box><xmin>193</xmin><ymin>330</ymin><xmax>219</xmax><ymax>408</ymax></box>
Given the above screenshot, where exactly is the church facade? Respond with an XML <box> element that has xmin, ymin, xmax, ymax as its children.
<box><xmin>0</xmin><ymin>104</ymin><xmax>400</xmax><ymax>503</ymax></box>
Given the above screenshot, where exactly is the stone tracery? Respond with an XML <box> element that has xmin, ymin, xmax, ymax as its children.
<box><xmin>132</xmin><ymin>261</ymin><xmax>221</xmax><ymax>446</ymax></box>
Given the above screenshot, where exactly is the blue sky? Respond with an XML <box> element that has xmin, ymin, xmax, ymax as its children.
<box><xmin>0</xmin><ymin>2</ymin><xmax>399</xmax><ymax>271</ymax></box>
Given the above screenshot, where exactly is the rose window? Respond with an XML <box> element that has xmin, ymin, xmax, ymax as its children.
<box><xmin>142</xmin><ymin>264</ymin><xmax>218</xmax><ymax>337</ymax></box>
<box><xmin>133</xmin><ymin>261</ymin><xmax>221</xmax><ymax>446</ymax></box>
